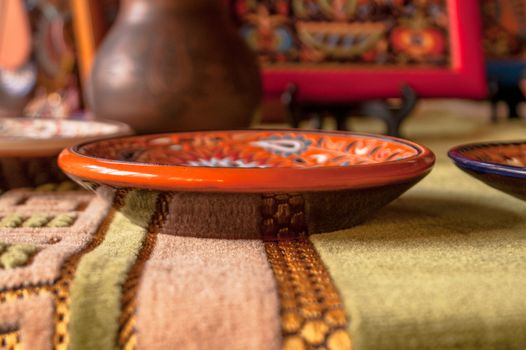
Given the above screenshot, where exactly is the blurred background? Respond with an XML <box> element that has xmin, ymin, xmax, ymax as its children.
<box><xmin>0</xmin><ymin>0</ymin><xmax>525</xmax><ymax>136</ymax></box>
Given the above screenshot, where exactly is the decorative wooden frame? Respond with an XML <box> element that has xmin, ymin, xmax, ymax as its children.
<box><xmin>237</xmin><ymin>0</ymin><xmax>487</xmax><ymax>102</ymax></box>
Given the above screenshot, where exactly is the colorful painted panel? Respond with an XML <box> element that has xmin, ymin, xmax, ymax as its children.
<box><xmin>235</xmin><ymin>0</ymin><xmax>451</xmax><ymax>67</ymax></box>
<box><xmin>482</xmin><ymin>0</ymin><xmax>526</xmax><ymax>89</ymax></box>
<box><xmin>482</xmin><ymin>0</ymin><xmax>526</xmax><ymax>59</ymax></box>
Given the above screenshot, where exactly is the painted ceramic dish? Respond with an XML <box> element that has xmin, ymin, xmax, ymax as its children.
<box><xmin>448</xmin><ymin>141</ymin><xmax>526</xmax><ymax>201</ymax></box>
<box><xmin>59</xmin><ymin>130</ymin><xmax>434</xmax><ymax>237</ymax></box>
<box><xmin>0</xmin><ymin>117</ymin><xmax>132</xmax><ymax>157</ymax></box>
<box><xmin>0</xmin><ymin>117</ymin><xmax>132</xmax><ymax>189</ymax></box>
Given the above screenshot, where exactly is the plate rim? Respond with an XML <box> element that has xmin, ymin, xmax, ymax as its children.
<box><xmin>0</xmin><ymin>117</ymin><xmax>133</xmax><ymax>157</ymax></box>
<box><xmin>448</xmin><ymin>141</ymin><xmax>526</xmax><ymax>179</ymax></box>
<box><xmin>59</xmin><ymin>129</ymin><xmax>436</xmax><ymax>192</ymax></box>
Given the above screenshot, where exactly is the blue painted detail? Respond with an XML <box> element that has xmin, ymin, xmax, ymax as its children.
<box><xmin>448</xmin><ymin>146</ymin><xmax>526</xmax><ymax>179</ymax></box>
<box><xmin>343</xmin><ymin>35</ymin><xmax>354</xmax><ymax>48</ymax></box>
<box><xmin>328</xmin><ymin>34</ymin><xmax>339</xmax><ymax>48</ymax></box>
<box><xmin>275</xmin><ymin>27</ymin><xmax>293</xmax><ymax>53</ymax></box>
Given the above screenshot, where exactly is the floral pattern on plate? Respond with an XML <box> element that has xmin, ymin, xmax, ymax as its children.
<box><xmin>0</xmin><ymin>118</ymin><xmax>122</xmax><ymax>139</ymax></box>
<box><xmin>456</xmin><ymin>142</ymin><xmax>526</xmax><ymax>168</ymax></box>
<box><xmin>78</xmin><ymin>130</ymin><xmax>419</xmax><ymax>168</ymax></box>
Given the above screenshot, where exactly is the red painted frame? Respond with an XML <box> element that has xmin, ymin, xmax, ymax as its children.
<box><xmin>249</xmin><ymin>0</ymin><xmax>487</xmax><ymax>102</ymax></box>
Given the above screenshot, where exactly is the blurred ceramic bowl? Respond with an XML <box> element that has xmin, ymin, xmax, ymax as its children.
<box><xmin>448</xmin><ymin>141</ymin><xmax>526</xmax><ymax>201</ymax></box>
<box><xmin>0</xmin><ymin>117</ymin><xmax>132</xmax><ymax>189</ymax></box>
<box><xmin>59</xmin><ymin>130</ymin><xmax>435</xmax><ymax>238</ymax></box>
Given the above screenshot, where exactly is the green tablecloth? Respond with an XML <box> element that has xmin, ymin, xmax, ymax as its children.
<box><xmin>0</xmin><ymin>101</ymin><xmax>524</xmax><ymax>350</ymax></box>
<box><xmin>314</xmin><ymin>101</ymin><xmax>526</xmax><ymax>349</ymax></box>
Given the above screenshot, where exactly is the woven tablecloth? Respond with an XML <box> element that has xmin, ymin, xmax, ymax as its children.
<box><xmin>0</xmin><ymin>101</ymin><xmax>525</xmax><ymax>350</ymax></box>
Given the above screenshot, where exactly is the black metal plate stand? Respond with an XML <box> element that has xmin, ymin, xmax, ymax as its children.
<box><xmin>281</xmin><ymin>84</ymin><xmax>418</xmax><ymax>137</ymax></box>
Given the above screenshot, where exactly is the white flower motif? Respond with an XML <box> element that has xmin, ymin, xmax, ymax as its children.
<box><xmin>309</xmin><ymin>154</ymin><xmax>329</xmax><ymax>164</ymax></box>
<box><xmin>185</xmin><ymin>157</ymin><xmax>269</xmax><ymax>168</ymax></box>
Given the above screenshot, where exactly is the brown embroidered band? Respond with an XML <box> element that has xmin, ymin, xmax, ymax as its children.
<box><xmin>0</xmin><ymin>330</ymin><xmax>21</xmax><ymax>350</ymax></box>
<box><xmin>261</xmin><ymin>193</ymin><xmax>351</xmax><ymax>350</ymax></box>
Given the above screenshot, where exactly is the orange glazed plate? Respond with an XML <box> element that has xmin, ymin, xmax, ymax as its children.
<box><xmin>59</xmin><ymin>130</ymin><xmax>434</xmax><ymax>192</ymax></box>
<box><xmin>59</xmin><ymin>130</ymin><xmax>434</xmax><ymax>235</ymax></box>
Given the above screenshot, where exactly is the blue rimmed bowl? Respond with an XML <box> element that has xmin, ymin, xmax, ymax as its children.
<box><xmin>448</xmin><ymin>141</ymin><xmax>526</xmax><ymax>201</ymax></box>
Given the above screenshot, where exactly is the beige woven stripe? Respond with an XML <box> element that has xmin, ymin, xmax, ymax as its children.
<box><xmin>118</xmin><ymin>193</ymin><xmax>171</xmax><ymax>350</ymax></box>
<box><xmin>135</xmin><ymin>233</ymin><xmax>281</xmax><ymax>350</ymax></box>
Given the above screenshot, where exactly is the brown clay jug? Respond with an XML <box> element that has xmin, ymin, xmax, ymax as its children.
<box><xmin>88</xmin><ymin>0</ymin><xmax>262</xmax><ymax>134</ymax></box>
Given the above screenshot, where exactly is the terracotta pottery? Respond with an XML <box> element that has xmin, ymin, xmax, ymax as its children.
<box><xmin>0</xmin><ymin>0</ymin><xmax>32</xmax><ymax>70</ymax></box>
<box><xmin>0</xmin><ymin>117</ymin><xmax>132</xmax><ymax>189</ymax></box>
<box><xmin>59</xmin><ymin>130</ymin><xmax>435</xmax><ymax>237</ymax></box>
<box><xmin>449</xmin><ymin>141</ymin><xmax>526</xmax><ymax>201</ymax></box>
<box><xmin>88</xmin><ymin>0</ymin><xmax>262</xmax><ymax>134</ymax></box>
<box><xmin>0</xmin><ymin>0</ymin><xmax>34</xmax><ymax>117</ymax></box>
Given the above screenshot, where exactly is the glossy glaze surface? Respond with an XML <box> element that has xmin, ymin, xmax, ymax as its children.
<box><xmin>448</xmin><ymin>141</ymin><xmax>526</xmax><ymax>201</ymax></box>
<box><xmin>59</xmin><ymin>130</ymin><xmax>435</xmax><ymax>192</ymax></box>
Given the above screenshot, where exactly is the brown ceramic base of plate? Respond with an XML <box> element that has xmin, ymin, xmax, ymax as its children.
<box><xmin>461</xmin><ymin>169</ymin><xmax>526</xmax><ymax>201</ymax></box>
<box><xmin>88</xmin><ymin>178</ymin><xmax>421</xmax><ymax>240</ymax></box>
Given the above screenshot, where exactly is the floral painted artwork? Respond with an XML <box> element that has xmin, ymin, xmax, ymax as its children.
<box><xmin>234</xmin><ymin>0</ymin><xmax>450</xmax><ymax>66</ymax></box>
<box><xmin>482</xmin><ymin>0</ymin><xmax>526</xmax><ymax>59</ymax></box>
